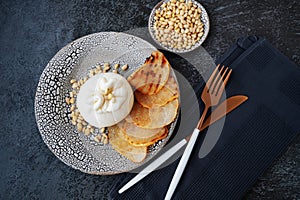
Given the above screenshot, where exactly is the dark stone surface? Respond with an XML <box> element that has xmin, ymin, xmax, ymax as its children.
<box><xmin>0</xmin><ymin>0</ymin><xmax>299</xmax><ymax>199</ymax></box>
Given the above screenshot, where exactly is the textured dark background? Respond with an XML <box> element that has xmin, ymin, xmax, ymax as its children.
<box><xmin>0</xmin><ymin>0</ymin><xmax>299</xmax><ymax>199</ymax></box>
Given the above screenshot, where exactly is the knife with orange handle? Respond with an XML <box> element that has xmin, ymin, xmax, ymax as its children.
<box><xmin>118</xmin><ymin>95</ymin><xmax>248</xmax><ymax>194</ymax></box>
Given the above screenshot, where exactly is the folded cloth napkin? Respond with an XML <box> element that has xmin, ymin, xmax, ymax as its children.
<box><xmin>109</xmin><ymin>36</ymin><xmax>300</xmax><ymax>200</ymax></box>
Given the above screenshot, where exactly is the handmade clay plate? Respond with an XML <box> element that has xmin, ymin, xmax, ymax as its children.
<box><xmin>34</xmin><ymin>32</ymin><xmax>179</xmax><ymax>175</ymax></box>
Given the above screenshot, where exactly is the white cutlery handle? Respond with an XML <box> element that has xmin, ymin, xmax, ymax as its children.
<box><xmin>118</xmin><ymin>139</ymin><xmax>187</xmax><ymax>194</ymax></box>
<box><xmin>165</xmin><ymin>128</ymin><xmax>200</xmax><ymax>200</ymax></box>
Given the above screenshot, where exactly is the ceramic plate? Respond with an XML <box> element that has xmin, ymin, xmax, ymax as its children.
<box><xmin>34</xmin><ymin>32</ymin><xmax>179</xmax><ymax>175</ymax></box>
<box><xmin>148</xmin><ymin>0</ymin><xmax>210</xmax><ymax>53</ymax></box>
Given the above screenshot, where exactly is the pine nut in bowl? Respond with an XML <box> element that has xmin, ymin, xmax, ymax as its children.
<box><xmin>148</xmin><ymin>0</ymin><xmax>210</xmax><ymax>53</ymax></box>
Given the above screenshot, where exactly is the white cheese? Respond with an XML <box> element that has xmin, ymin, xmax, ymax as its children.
<box><xmin>77</xmin><ymin>73</ymin><xmax>134</xmax><ymax>128</ymax></box>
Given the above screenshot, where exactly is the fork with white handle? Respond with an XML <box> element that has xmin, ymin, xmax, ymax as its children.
<box><xmin>164</xmin><ymin>65</ymin><xmax>232</xmax><ymax>200</ymax></box>
<box><xmin>118</xmin><ymin>65</ymin><xmax>232</xmax><ymax>197</ymax></box>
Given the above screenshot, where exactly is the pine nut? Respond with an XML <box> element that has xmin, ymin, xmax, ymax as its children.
<box><xmin>80</xmin><ymin>79</ymin><xmax>84</xmax><ymax>85</ymax></box>
<box><xmin>100</xmin><ymin>127</ymin><xmax>106</xmax><ymax>133</ymax></box>
<box><xmin>114</xmin><ymin>64</ymin><xmax>120</xmax><ymax>69</ymax></box>
<box><xmin>102</xmin><ymin>137</ymin><xmax>108</xmax><ymax>144</ymax></box>
<box><xmin>94</xmin><ymin>135</ymin><xmax>101</xmax><ymax>143</ymax></box>
<box><xmin>153</xmin><ymin>0</ymin><xmax>204</xmax><ymax>50</ymax></box>
<box><xmin>77</xmin><ymin>123</ymin><xmax>83</xmax><ymax>132</ymax></box>
<box><xmin>84</xmin><ymin>128</ymin><xmax>90</xmax><ymax>135</ymax></box>
<box><xmin>104</xmin><ymin>88</ymin><xmax>109</xmax><ymax>95</ymax></box>
<box><xmin>107</xmin><ymin>93</ymin><xmax>112</xmax><ymax>100</ymax></box>
<box><xmin>72</xmin><ymin>115</ymin><xmax>77</xmax><ymax>122</ymax></box>
<box><xmin>121</xmin><ymin>64</ymin><xmax>128</xmax><ymax>71</ymax></box>
<box><xmin>103</xmin><ymin>66</ymin><xmax>110</xmax><ymax>72</ymax></box>
<box><xmin>104</xmin><ymin>63</ymin><xmax>110</xmax><ymax>68</ymax></box>
<box><xmin>72</xmin><ymin>83</ymin><xmax>78</xmax><ymax>88</ymax></box>
<box><xmin>65</xmin><ymin>97</ymin><xmax>70</xmax><ymax>104</ymax></box>
<box><xmin>69</xmin><ymin>98</ymin><xmax>75</xmax><ymax>104</ymax></box>
<box><xmin>90</xmin><ymin>127</ymin><xmax>95</xmax><ymax>133</ymax></box>
<box><xmin>96</xmin><ymin>65</ymin><xmax>101</xmax><ymax>70</ymax></box>
<box><xmin>101</xmin><ymin>134</ymin><xmax>108</xmax><ymax>144</ymax></box>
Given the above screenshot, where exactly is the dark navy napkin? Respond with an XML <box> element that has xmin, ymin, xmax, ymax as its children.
<box><xmin>109</xmin><ymin>36</ymin><xmax>300</xmax><ymax>200</ymax></box>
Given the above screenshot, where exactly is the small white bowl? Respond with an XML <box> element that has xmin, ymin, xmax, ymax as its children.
<box><xmin>148</xmin><ymin>0</ymin><xmax>210</xmax><ymax>53</ymax></box>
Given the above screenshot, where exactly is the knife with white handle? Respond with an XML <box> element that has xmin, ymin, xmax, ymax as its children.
<box><xmin>118</xmin><ymin>95</ymin><xmax>248</xmax><ymax>195</ymax></box>
<box><xmin>118</xmin><ymin>139</ymin><xmax>187</xmax><ymax>194</ymax></box>
<box><xmin>164</xmin><ymin>128</ymin><xmax>200</xmax><ymax>200</ymax></box>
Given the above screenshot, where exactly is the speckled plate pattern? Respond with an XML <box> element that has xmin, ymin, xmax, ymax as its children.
<box><xmin>34</xmin><ymin>32</ymin><xmax>179</xmax><ymax>175</ymax></box>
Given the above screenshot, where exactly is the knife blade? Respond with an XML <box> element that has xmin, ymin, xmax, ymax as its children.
<box><xmin>118</xmin><ymin>95</ymin><xmax>248</xmax><ymax>194</ymax></box>
<box><xmin>200</xmin><ymin>95</ymin><xmax>248</xmax><ymax>132</ymax></box>
<box><xmin>198</xmin><ymin>95</ymin><xmax>248</xmax><ymax>158</ymax></box>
